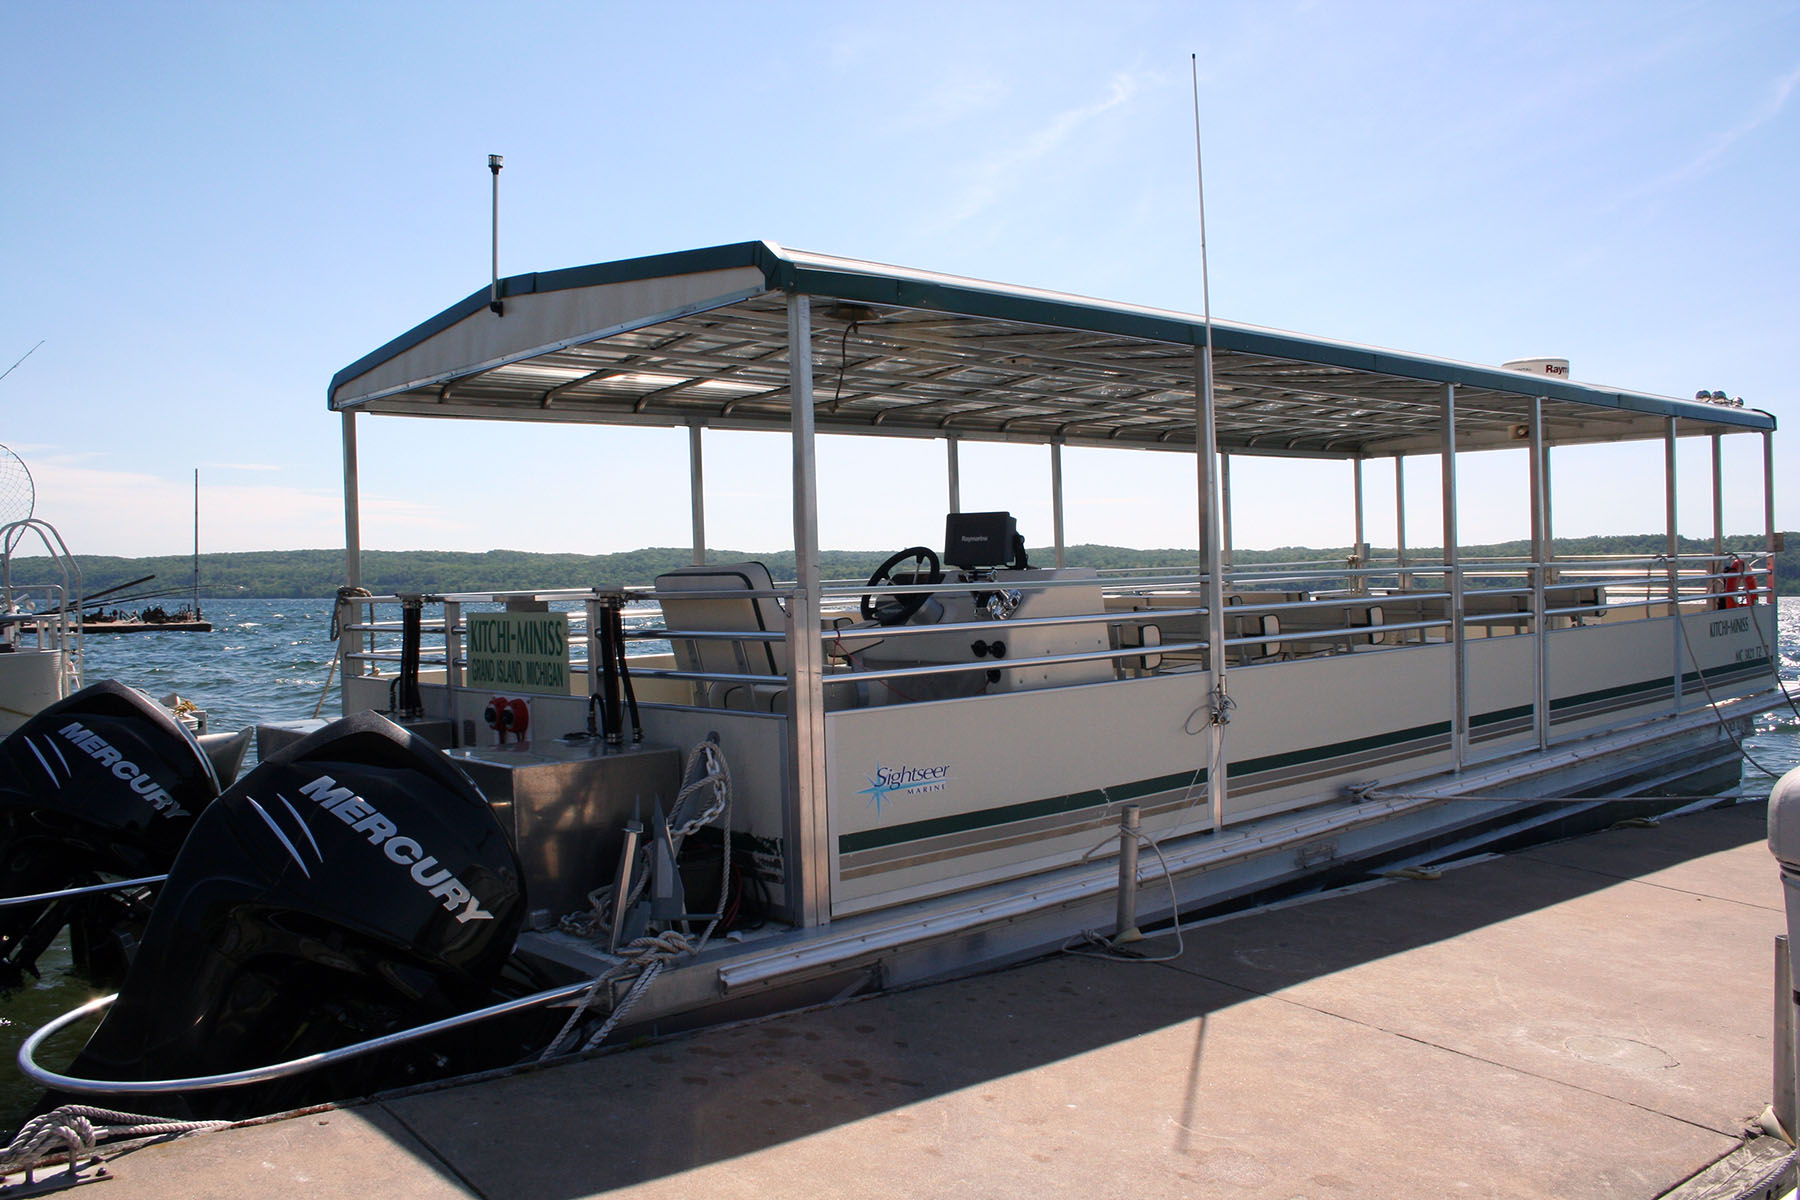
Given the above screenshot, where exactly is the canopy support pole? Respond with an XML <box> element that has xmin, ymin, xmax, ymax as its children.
<box><xmin>1442</xmin><ymin>385</ymin><xmax>1466</xmax><ymax>769</ymax></box>
<box><xmin>1529</xmin><ymin>396</ymin><xmax>1549</xmax><ymax>750</ymax></box>
<box><xmin>688</xmin><ymin>423</ymin><xmax>706</xmax><ymax>566</ymax></box>
<box><xmin>946</xmin><ymin>436</ymin><xmax>961</xmax><ymax>515</ymax></box>
<box><xmin>1050</xmin><ymin>442</ymin><xmax>1066</xmax><ymax>568</ymax></box>
<box><xmin>785</xmin><ymin>293</ymin><xmax>829</xmax><ymax>930</ymax></box>
<box><xmin>1712</xmin><ymin>433</ymin><xmax>1724</xmax><ymax>556</ymax></box>
<box><xmin>1543</xmin><ymin>445</ymin><xmax>1555</xmax><ymax>580</ymax></box>
<box><xmin>1395</xmin><ymin>455</ymin><xmax>1408</xmax><ymax>590</ymax></box>
<box><xmin>1766</xmin><ymin>431</ymin><xmax>1778</xmax><ymax>606</ymax></box>
<box><xmin>342</xmin><ymin>410</ymin><xmax>361</xmax><ymax>589</ymax></box>
<box><xmin>1220</xmin><ymin>452</ymin><xmax>1234</xmax><ymax>569</ymax></box>
<box><xmin>1666</xmin><ymin>418</ymin><xmax>1682</xmax><ymax>711</ymax></box>
<box><xmin>1352</xmin><ymin>457</ymin><xmax>1366</xmax><ymax>592</ymax></box>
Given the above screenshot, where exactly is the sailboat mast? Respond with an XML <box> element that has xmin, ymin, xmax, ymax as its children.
<box><xmin>192</xmin><ymin>468</ymin><xmax>200</xmax><ymax>619</ymax></box>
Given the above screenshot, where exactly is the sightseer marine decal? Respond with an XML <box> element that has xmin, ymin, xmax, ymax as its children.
<box><xmin>857</xmin><ymin>761</ymin><xmax>952</xmax><ymax>816</ymax></box>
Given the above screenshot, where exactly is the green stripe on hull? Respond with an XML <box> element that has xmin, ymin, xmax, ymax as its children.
<box><xmin>836</xmin><ymin>656</ymin><xmax>1775</xmax><ymax>861</ymax></box>
<box><xmin>838</xmin><ymin>767</ymin><xmax>1202</xmax><ymax>855</ymax></box>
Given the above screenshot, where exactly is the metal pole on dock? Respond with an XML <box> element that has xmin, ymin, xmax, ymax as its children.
<box><xmin>1115</xmin><ymin>804</ymin><xmax>1142</xmax><ymax>944</ymax></box>
<box><xmin>1767</xmin><ymin>774</ymin><xmax>1800</xmax><ymax>1145</ymax></box>
<box><xmin>1776</xmin><ymin>935</ymin><xmax>1796</xmax><ymax>1141</ymax></box>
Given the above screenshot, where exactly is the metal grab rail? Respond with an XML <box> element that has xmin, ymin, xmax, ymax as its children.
<box><xmin>18</xmin><ymin>976</ymin><xmax>607</xmax><ymax>1096</ymax></box>
<box><xmin>336</xmin><ymin>594</ymin><xmax>620</xmax><ymax>683</ymax></box>
<box><xmin>0</xmin><ymin>874</ymin><xmax>167</xmax><ymax>910</ymax></box>
<box><xmin>337</xmin><ymin>554</ymin><xmax>1775</xmax><ymax>706</ymax></box>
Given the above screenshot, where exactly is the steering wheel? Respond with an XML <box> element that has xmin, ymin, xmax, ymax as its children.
<box><xmin>861</xmin><ymin>546</ymin><xmax>944</xmax><ymax>626</ymax></box>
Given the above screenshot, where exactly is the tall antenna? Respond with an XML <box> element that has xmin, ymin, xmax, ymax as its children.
<box><xmin>1191</xmin><ymin>56</ymin><xmax>1215</xmax><ymax>404</ymax></box>
<box><xmin>488</xmin><ymin>154</ymin><xmax>505</xmax><ymax>316</ymax></box>
<box><xmin>1192</xmin><ymin>54</ymin><xmax>1229</xmax><ymax>838</ymax></box>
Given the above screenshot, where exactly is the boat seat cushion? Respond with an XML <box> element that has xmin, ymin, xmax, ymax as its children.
<box><xmin>654</xmin><ymin>562</ymin><xmax>789</xmax><ymax>678</ymax></box>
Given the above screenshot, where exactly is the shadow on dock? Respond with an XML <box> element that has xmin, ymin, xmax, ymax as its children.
<box><xmin>330</xmin><ymin>799</ymin><xmax>1775</xmax><ymax>1199</ymax></box>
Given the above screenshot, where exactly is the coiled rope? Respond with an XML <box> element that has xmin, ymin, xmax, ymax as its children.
<box><xmin>0</xmin><ymin>1104</ymin><xmax>228</xmax><ymax>1180</ymax></box>
<box><xmin>539</xmin><ymin>740</ymin><xmax>732</xmax><ymax>1060</ymax></box>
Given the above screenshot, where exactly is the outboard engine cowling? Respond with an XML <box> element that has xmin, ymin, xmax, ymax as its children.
<box><xmin>0</xmin><ymin>680</ymin><xmax>225</xmax><ymax>985</ymax></box>
<box><xmin>61</xmin><ymin>711</ymin><xmax>524</xmax><ymax>1116</ymax></box>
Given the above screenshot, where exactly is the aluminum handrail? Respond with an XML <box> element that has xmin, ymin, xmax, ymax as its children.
<box><xmin>352</xmin><ymin>587</ymin><xmax>616</xmax><ymax>606</ymax></box>
<box><xmin>1224</xmin><ymin>618</ymin><xmax>1449</xmax><ymax>648</ymax></box>
<box><xmin>1220</xmin><ymin>593</ymin><xmax>1450</xmax><ymax>615</ymax></box>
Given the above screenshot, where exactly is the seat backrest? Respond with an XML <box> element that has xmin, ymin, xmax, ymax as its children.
<box><xmin>653</xmin><ymin>562</ymin><xmax>789</xmax><ymax>678</ymax></box>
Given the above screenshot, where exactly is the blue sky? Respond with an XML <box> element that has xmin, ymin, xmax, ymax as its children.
<box><xmin>3</xmin><ymin>1</ymin><xmax>1795</xmax><ymax>558</ymax></box>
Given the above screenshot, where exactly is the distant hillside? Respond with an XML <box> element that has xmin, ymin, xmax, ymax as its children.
<box><xmin>3</xmin><ymin>534</ymin><xmax>1793</xmax><ymax>599</ymax></box>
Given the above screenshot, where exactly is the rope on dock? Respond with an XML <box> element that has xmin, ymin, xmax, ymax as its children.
<box><xmin>0</xmin><ymin>1104</ymin><xmax>229</xmax><ymax>1182</ymax></box>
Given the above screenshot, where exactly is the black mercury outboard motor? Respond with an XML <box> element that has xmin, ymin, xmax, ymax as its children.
<box><xmin>0</xmin><ymin>681</ymin><xmax>226</xmax><ymax>986</ymax></box>
<box><xmin>60</xmin><ymin>711</ymin><xmax>524</xmax><ymax>1117</ymax></box>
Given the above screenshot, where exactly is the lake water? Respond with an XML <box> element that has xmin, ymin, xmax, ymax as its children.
<box><xmin>3</xmin><ymin>597</ymin><xmax>1800</xmax><ymax>1137</ymax></box>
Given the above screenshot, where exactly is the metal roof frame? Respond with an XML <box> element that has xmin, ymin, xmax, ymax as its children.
<box><xmin>329</xmin><ymin>240</ymin><xmax>1773</xmax><ymax>459</ymax></box>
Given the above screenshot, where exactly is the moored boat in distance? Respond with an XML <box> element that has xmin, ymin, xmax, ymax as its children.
<box><xmin>81</xmin><ymin>606</ymin><xmax>213</xmax><ymax>634</ymax></box>
<box><xmin>11</xmin><ymin>241</ymin><xmax>1786</xmax><ymax>1121</ymax></box>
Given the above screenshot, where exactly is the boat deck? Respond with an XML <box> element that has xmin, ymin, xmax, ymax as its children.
<box><xmin>41</xmin><ymin>797</ymin><xmax>1789</xmax><ymax>1199</ymax></box>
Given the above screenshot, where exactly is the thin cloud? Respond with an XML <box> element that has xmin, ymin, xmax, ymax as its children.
<box><xmin>201</xmin><ymin>462</ymin><xmax>281</xmax><ymax>472</ymax></box>
<box><xmin>1639</xmin><ymin>62</ymin><xmax>1800</xmax><ymax>197</ymax></box>
<box><xmin>890</xmin><ymin>78</ymin><xmax>1008</xmax><ymax>132</ymax></box>
<box><xmin>933</xmin><ymin>73</ymin><xmax>1144</xmax><ymax>231</ymax></box>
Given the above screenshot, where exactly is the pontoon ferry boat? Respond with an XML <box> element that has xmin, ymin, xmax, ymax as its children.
<box><xmin>318</xmin><ymin>241</ymin><xmax>1782</xmax><ymax>1021</ymax></box>
<box><xmin>11</xmin><ymin>241</ymin><xmax>1785</xmax><ymax>1112</ymax></box>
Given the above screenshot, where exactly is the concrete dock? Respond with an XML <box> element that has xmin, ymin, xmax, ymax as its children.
<box><xmin>33</xmin><ymin>799</ymin><xmax>1792</xmax><ymax>1199</ymax></box>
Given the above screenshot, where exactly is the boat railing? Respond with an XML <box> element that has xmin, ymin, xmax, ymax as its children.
<box><xmin>332</xmin><ymin>546</ymin><xmax>1776</xmax><ymax>724</ymax></box>
<box><xmin>335</xmin><ymin>588</ymin><xmax>628</xmax><ymax>693</ymax></box>
<box><xmin>0</xmin><ymin>518</ymin><xmax>84</xmax><ymax>692</ymax></box>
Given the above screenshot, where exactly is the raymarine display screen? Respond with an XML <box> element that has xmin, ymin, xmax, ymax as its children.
<box><xmin>944</xmin><ymin>511</ymin><xmax>1017</xmax><ymax>570</ymax></box>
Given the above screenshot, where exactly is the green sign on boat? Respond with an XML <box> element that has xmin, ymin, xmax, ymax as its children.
<box><xmin>465</xmin><ymin>611</ymin><xmax>570</xmax><ymax>695</ymax></box>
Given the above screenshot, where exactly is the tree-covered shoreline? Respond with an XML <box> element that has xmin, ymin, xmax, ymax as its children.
<box><xmin>6</xmin><ymin>534</ymin><xmax>1793</xmax><ymax>600</ymax></box>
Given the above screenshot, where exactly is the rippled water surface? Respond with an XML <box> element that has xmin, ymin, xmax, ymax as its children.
<box><xmin>2</xmin><ymin>599</ymin><xmax>1799</xmax><ymax>1137</ymax></box>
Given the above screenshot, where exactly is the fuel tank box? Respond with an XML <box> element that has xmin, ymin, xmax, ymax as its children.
<box><xmin>444</xmin><ymin>740</ymin><xmax>680</xmax><ymax>924</ymax></box>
